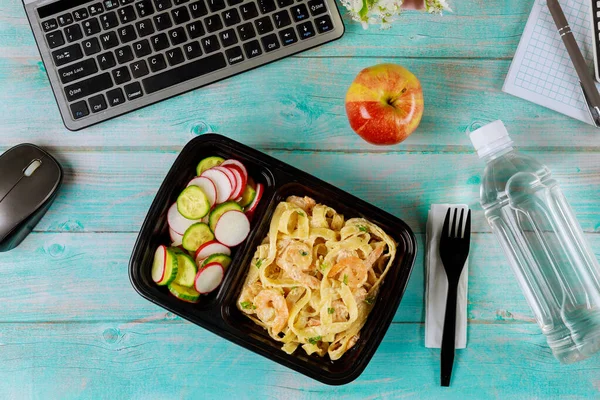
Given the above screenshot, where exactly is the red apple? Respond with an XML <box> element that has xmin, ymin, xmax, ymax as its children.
<box><xmin>345</xmin><ymin>63</ymin><xmax>424</xmax><ymax>145</ymax></box>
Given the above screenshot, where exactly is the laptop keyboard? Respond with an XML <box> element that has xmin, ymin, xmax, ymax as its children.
<box><xmin>30</xmin><ymin>0</ymin><xmax>342</xmax><ymax>129</ymax></box>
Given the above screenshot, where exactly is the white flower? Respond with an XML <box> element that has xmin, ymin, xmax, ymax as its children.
<box><xmin>339</xmin><ymin>0</ymin><xmax>451</xmax><ymax>29</ymax></box>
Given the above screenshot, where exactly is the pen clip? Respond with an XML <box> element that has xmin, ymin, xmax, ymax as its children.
<box><xmin>579</xmin><ymin>82</ymin><xmax>600</xmax><ymax>128</ymax></box>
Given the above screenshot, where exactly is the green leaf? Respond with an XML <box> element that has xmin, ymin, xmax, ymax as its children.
<box><xmin>308</xmin><ymin>336</ymin><xmax>322</xmax><ymax>345</ymax></box>
<box><xmin>320</xmin><ymin>262</ymin><xmax>329</xmax><ymax>271</ymax></box>
<box><xmin>364</xmin><ymin>296</ymin><xmax>375</xmax><ymax>305</ymax></box>
<box><xmin>300</xmin><ymin>250</ymin><xmax>308</xmax><ymax>256</ymax></box>
<box><xmin>327</xmin><ymin>308</ymin><xmax>335</xmax><ymax>314</ymax></box>
<box><xmin>240</xmin><ymin>301</ymin><xmax>256</xmax><ymax>310</ymax></box>
<box><xmin>255</xmin><ymin>259</ymin><xmax>263</xmax><ymax>269</ymax></box>
<box><xmin>358</xmin><ymin>225</ymin><xmax>368</xmax><ymax>232</ymax></box>
<box><xmin>343</xmin><ymin>274</ymin><xmax>349</xmax><ymax>285</ymax></box>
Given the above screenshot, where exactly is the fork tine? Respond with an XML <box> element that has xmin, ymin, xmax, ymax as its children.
<box><xmin>442</xmin><ymin>208</ymin><xmax>451</xmax><ymax>238</ymax></box>
<box><xmin>451</xmin><ymin>208</ymin><xmax>458</xmax><ymax>238</ymax></box>
<box><xmin>464</xmin><ymin>209</ymin><xmax>472</xmax><ymax>243</ymax></box>
<box><xmin>457</xmin><ymin>208</ymin><xmax>465</xmax><ymax>238</ymax></box>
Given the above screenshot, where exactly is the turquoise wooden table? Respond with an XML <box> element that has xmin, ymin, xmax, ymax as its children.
<box><xmin>1</xmin><ymin>0</ymin><xmax>600</xmax><ymax>398</ymax></box>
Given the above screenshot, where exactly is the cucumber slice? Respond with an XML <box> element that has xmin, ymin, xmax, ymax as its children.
<box><xmin>238</xmin><ymin>185</ymin><xmax>256</xmax><ymax>208</ymax></box>
<box><xmin>201</xmin><ymin>253</ymin><xmax>232</xmax><ymax>270</ymax></box>
<box><xmin>172</xmin><ymin>251</ymin><xmax>198</xmax><ymax>287</ymax></box>
<box><xmin>196</xmin><ymin>156</ymin><xmax>225</xmax><ymax>176</ymax></box>
<box><xmin>168</xmin><ymin>282</ymin><xmax>201</xmax><ymax>303</ymax></box>
<box><xmin>209</xmin><ymin>201</ymin><xmax>243</xmax><ymax>231</ymax></box>
<box><xmin>177</xmin><ymin>185</ymin><xmax>211</xmax><ymax>219</ymax></box>
<box><xmin>152</xmin><ymin>246</ymin><xmax>178</xmax><ymax>286</ymax></box>
<box><xmin>182</xmin><ymin>222</ymin><xmax>215</xmax><ymax>252</ymax></box>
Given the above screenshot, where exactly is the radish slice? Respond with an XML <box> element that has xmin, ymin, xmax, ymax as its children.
<box><xmin>195</xmin><ymin>240</ymin><xmax>231</xmax><ymax>264</ymax></box>
<box><xmin>214</xmin><ymin>210</ymin><xmax>250</xmax><ymax>247</ymax></box>
<box><xmin>213</xmin><ymin>166</ymin><xmax>237</xmax><ymax>197</ymax></box>
<box><xmin>201</xmin><ymin>169</ymin><xmax>232</xmax><ymax>203</ymax></box>
<box><xmin>245</xmin><ymin>183</ymin><xmax>264</xmax><ymax>215</ymax></box>
<box><xmin>168</xmin><ymin>203</ymin><xmax>201</xmax><ymax>235</ymax></box>
<box><xmin>187</xmin><ymin>176</ymin><xmax>217</xmax><ymax>207</ymax></box>
<box><xmin>226</xmin><ymin>166</ymin><xmax>245</xmax><ymax>199</ymax></box>
<box><xmin>221</xmin><ymin>159</ymin><xmax>248</xmax><ymax>182</ymax></box>
<box><xmin>194</xmin><ymin>262</ymin><xmax>224</xmax><ymax>294</ymax></box>
<box><xmin>152</xmin><ymin>245</ymin><xmax>168</xmax><ymax>283</ymax></box>
<box><xmin>226</xmin><ymin>165</ymin><xmax>247</xmax><ymax>199</ymax></box>
<box><xmin>169</xmin><ymin>228</ymin><xmax>183</xmax><ymax>247</ymax></box>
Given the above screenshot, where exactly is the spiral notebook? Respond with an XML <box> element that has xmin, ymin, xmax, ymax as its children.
<box><xmin>503</xmin><ymin>0</ymin><xmax>599</xmax><ymax>125</ymax></box>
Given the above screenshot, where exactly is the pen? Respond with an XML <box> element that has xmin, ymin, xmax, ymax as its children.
<box><xmin>547</xmin><ymin>0</ymin><xmax>600</xmax><ymax>127</ymax></box>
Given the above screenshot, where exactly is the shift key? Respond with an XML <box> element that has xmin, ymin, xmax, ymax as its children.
<box><xmin>52</xmin><ymin>43</ymin><xmax>83</xmax><ymax>67</ymax></box>
<box><xmin>64</xmin><ymin>72</ymin><xmax>113</xmax><ymax>101</ymax></box>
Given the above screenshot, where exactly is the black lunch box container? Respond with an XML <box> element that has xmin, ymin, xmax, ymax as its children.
<box><xmin>129</xmin><ymin>134</ymin><xmax>417</xmax><ymax>385</ymax></box>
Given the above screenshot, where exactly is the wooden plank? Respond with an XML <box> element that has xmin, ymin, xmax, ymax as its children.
<box><xmin>21</xmin><ymin>151</ymin><xmax>600</xmax><ymax>234</ymax></box>
<box><xmin>1</xmin><ymin>232</ymin><xmax>598</xmax><ymax>322</ymax></box>
<box><xmin>0</xmin><ymin>322</ymin><xmax>598</xmax><ymax>399</ymax></box>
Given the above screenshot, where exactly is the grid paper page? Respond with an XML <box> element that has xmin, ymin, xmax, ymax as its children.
<box><xmin>503</xmin><ymin>0</ymin><xmax>599</xmax><ymax>125</ymax></box>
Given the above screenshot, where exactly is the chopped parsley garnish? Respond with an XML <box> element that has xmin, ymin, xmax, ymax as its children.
<box><xmin>240</xmin><ymin>301</ymin><xmax>256</xmax><ymax>310</ymax></box>
<box><xmin>308</xmin><ymin>336</ymin><xmax>322</xmax><ymax>344</ymax></box>
<box><xmin>364</xmin><ymin>296</ymin><xmax>375</xmax><ymax>305</ymax></box>
<box><xmin>358</xmin><ymin>225</ymin><xmax>368</xmax><ymax>232</ymax></box>
<box><xmin>343</xmin><ymin>274</ymin><xmax>349</xmax><ymax>285</ymax></box>
<box><xmin>320</xmin><ymin>262</ymin><xmax>329</xmax><ymax>271</ymax></box>
<box><xmin>297</xmin><ymin>211</ymin><xmax>305</xmax><ymax>217</ymax></box>
<box><xmin>327</xmin><ymin>308</ymin><xmax>335</xmax><ymax>314</ymax></box>
<box><xmin>255</xmin><ymin>259</ymin><xmax>263</xmax><ymax>269</ymax></box>
<box><xmin>300</xmin><ymin>250</ymin><xmax>308</xmax><ymax>256</ymax></box>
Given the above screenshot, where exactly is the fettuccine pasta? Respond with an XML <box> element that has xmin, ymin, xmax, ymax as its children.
<box><xmin>237</xmin><ymin>196</ymin><xmax>397</xmax><ymax>360</ymax></box>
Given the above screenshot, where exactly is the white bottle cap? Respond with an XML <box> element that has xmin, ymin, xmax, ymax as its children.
<box><xmin>469</xmin><ymin>120</ymin><xmax>514</xmax><ymax>158</ymax></box>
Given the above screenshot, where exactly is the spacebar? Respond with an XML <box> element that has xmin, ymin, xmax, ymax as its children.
<box><xmin>142</xmin><ymin>53</ymin><xmax>227</xmax><ymax>94</ymax></box>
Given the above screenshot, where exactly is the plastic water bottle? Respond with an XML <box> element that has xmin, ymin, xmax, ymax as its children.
<box><xmin>469</xmin><ymin>120</ymin><xmax>600</xmax><ymax>363</ymax></box>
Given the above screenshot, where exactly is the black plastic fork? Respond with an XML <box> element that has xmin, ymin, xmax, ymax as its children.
<box><xmin>439</xmin><ymin>207</ymin><xmax>471</xmax><ymax>387</ymax></box>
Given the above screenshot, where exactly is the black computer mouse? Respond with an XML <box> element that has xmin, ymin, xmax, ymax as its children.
<box><xmin>0</xmin><ymin>144</ymin><xmax>63</xmax><ymax>252</ymax></box>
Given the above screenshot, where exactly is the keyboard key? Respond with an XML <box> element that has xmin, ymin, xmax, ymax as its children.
<box><xmin>136</xmin><ymin>0</ymin><xmax>155</xmax><ymax>17</ymax></box>
<box><xmin>165</xmin><ymin>47</ymin><xmax>185</xmax><ymax>65</ymax></box>
<box><xmin>314</xmin><ymin>15</ymin><xmax>333</xmax><ymax>33</ymax></box>
<box><xmin>201</xmin><ymin>34</ymin><xmax>220</xmax><ymax>53</ymax></box>
<box><xmin>207</xmin><ymin>0</ymin><xmax>226</xmax><ymax>12</ymax></box>
<box><xmin>115</xmin><ymin>45</ymin><xmax>134</xmax><ymax>63</ymax></box>
<box><xmin>82</xmin><ymin>18</ymin><xmax>101</xmax><ymax>35</ymax></box>
<box><xmin>103</xmin><ymin>0</ymin><xmax>119</xmax><ymax>10</ymax></box>
<box><xmin>70</xmin><ymin>101</ymin><xmax>89</xmax><ymax>119</ymax></box>
<box><xmin>119</xmin><ymin>6</ymin><xmax>137</xmax><ymax>23</ymax></box>
<box><xmin>261</xmin><ymin>33</ymin><xmax>279</xmax><ymax>52</ymax></box>
<box><xmin>273</xmin><ymin>10</ymin><xmax>291</xmax><ymax>28</ymax></box>
<box><xmin>151</xmin><ymin>33</ymin><xmax>170</xmax><ymax>50</ymax></box>
<box><xmin>112</xmin><ymin>66</ymin><xmax>132</xmax><ymax>84</ymax></box>
<box><xmin>222</xmin><ymin>8</ymin><xmax>240</xmax><ymax>26</ymax></box>
<box><xmin>46</xmin><ymin>31</ymin><xmax>65</xmax><ymax>49</ymax></box>
<box><xmin>142</xmin><ymin>53</ymin><xmax>226</xmax><ymax>93</ymax></box>
<box><xmin>148</xmin><ymin>53</ymin><xmax>167</xmax><ymax>71</ymax></box>
<box><xmin>219</xmin><ymin>28</ymin><xmax>237</xmax><ymax>47</ymax></box>
<box><xmin>183</xmin><ymin>41</ymin><xmax>203</xmax><ymax>59</ymax></box>
<box><xmin>153</xmin><ymin>13</ymin><xmax>173</xmax><ymax>30</ymax></box>
<box><xmin>186</xmin><ymin>21</ymin><xmax>205</xmax><ymax>39</ymax></box>
<box><xmin>257</xmin><ymin>0</ymin><xmax>276</xmax><ymax>14</ymax></box>
<box><xmin>307</xmin><ymin>0</ymin><xmax>327</xmax><ymax>15</ymax></box>
<box><xmin>243</xmin><ymin>39</ymin><xmax>262</xmax><ymax>58</ymax></box>
<box><xmin>58</xmin><ymin>58</ymin><xmax>98</xmax><ymax>83</ymax></box>
<box><xmin>237</xmin><ymin>22</ymin><xmax>255</xmax><ymax>41</ymax></box>
<box><xmin>254</xmin><ymin>16</ymin><xmax>273</xmax><ymax>34</ymax></box>
<box><xmin>64</xmin><ymin>24</ymin><xmax>83</xmax><ymax>42</ymax></box>
<box><xmin>277</xmin><ymin>0</ymin><xmax>293</xmax><ymax>7</ymax></box>
<box><xmin>100</xmin><ymin>12</ymin><xmax>119</xmax><ymax>29</ymax></box>
<box><xmin>97</xmin><ymin>51</ymin><xmax>117</xmax><ymax>69</ymax></box>
<box><xmin>73</xmin><ymin>8</ymin><xmax>89</xmax><ymax>21</ymax></box>
<box><xmin>168</xmin><ymin>27</ymin><xmax>187</xmax><ymax>45</ymax></box>
<box><xmin>99</xmin><ymin>31</ymin><xmax>119</xmax><ymax>49</ymax></box>
<box><xmin>88</xmin><ymin>3</ymin><xmax>104</xmax><ymax>16</ymax></box>
<box><xmin>154</xmin><ymin>0</ymin><xmax>172</xmax><ymax>11</ymax></box>
<box><xmin>172</xmin><ymin>6</ymin><xmax>191</xmax><ymax>24</ymax></box>
<box><xmin>240</xmin><ymin>3</ymin><xmax>258</xmax><ymax>20</ymax></box>
<box><xmin>133</xmin><ymin>39</ymin><xmax>152</xmax><ymax>57</ymax></box>
<box><xmin>64</xmin><ymin>72</ymin><xmax>113</xmax><ymax>101</ymax></box>
<box><xmin>136</xmin><ymin>19</ymin><xmax>155</xmax><ymax>36</ymax></box>
<box><xmin>124</xmin><ymin>82</ymin><xmax>144</xmax><ymax>100</ymax></box>
<box><xmin>106</xmin><ymin>87</ymin><xmax>126</xmax><ymax>107</ymax></box>
<box><xmin>52</xmin><ymin>43</ymin><xmax>83</xmax><ymax>66</ymax></box>
<box><xmin>82</xmin><ymin>37</ymin><xmax>101</xmax><ymax>55</ymax></box>
<box><xmin>290</xmin><ymin>4</ymin><xmax>308</xmax><ymax>21</ymax></box>
<box><xmin>58</xmin><ymin>13</ymin><xmax>73</xmax><ymax>27</ymax></box>
<box><xmin>120</xmin><ymin>0</ymin><xmax>135</xmax><ymax>5</ymax></box>
<box><xmin>204</xmin><ymin>15</ymin><xmax>223</xmax><ymax>33</ymax></box>
<box><xmin>130</xmin><ymin>59</ymin><xmax>149</xmax><ymax>77</ymax></box>
<box><xmin>225</xmin><ymin>46</ymin><xmax>243</xmax><ymax>64</ymax></box>
<box><xmin>42</xmin><ymin>19</ymin><xmax>58</xmax><ymax>32</ymax></box>
<box><xmin>118</xmin><ymin>25</ymin><xmax>137</xmax><ymax>42</ymax></box>
<box><xmin>296</xmin><ymin>20</ymin><xmax>315</xmax><ymax>39</ymax></box>
<box><xmin>279</xmin><ymin>27</ymin><xmax>296</xmax><ymax>45</ymax></box>
<box><xmin>88</xmin><ymin>94</ymin><xmax>107</xmax><ymax>113</ymax></box>
<box><xmin>189</xmin><ymin>0</ymin><xmax>208</xmax><ymax>18</ymax></box>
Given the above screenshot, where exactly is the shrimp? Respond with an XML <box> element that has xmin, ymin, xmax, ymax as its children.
<box><xmin>329</xmin><ymin>256</ymin><xmax>368</xmax><ymax>289</ymax></box>
<box><xmin>331</xmin><ymin>299</ymin><xmax>349</xmax><ymax>322</ymax></box>
<box><xmin>364</xmin><ymin>242</ymin><xmax>386</xmax><ymax>270</ymax></box>
<box><xmin>276</xmin><ymin>242</ymin><xmax>320</xmax><ymax>289</ymax></box>
<box><xmin>254</xmin><ymin>289</ymin><xmax>289</xmax><ymax>334</ymax></box>
<box><xmin>238</xmin><ymin>282</ymin><xmax>263</xmax><ymax>314</ymax></box>
<box><xmin>286</xmin><ymin>196</ymin><xmax>316</xmax><ymax>213</ymax></box>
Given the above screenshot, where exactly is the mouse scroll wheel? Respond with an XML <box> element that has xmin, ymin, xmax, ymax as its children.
<box><xmin>23</xmin><ymin>159</ymin><xmax>42</xmax><ymax>177</ymax></box>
